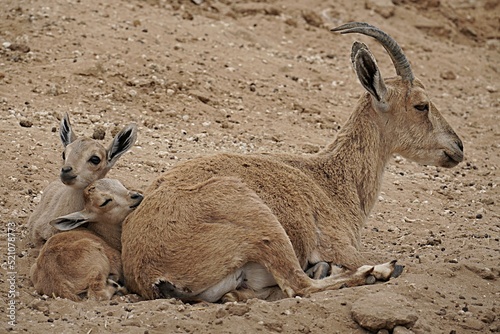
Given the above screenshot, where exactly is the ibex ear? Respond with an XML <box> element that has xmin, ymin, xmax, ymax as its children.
<box><xmin>50</xmin><ymin>212</ymin><xmax>88</xmax><ymax>231</ymax></box>
<box><xmin>60</xmin><ymin>112</ymin><xmax>77</xmax><ymax>147</ymax></box>
<box><xmin>106</xmin><ymin>124</ymin><xmax>138</xmax><ymax>167</ymax></box>
<box><xmin>352</xmin><ymin>42</ymin><xmax>387</xmax><ymax>103</ymax></box>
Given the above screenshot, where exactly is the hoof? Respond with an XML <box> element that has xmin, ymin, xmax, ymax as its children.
<box><xmin>373</xmin><ymin>260</ymin><xmax>399</xmax><ymax>281</ymax></box>
<box><xmin>365</xmin><ymin>275</ymin><xmax>376</xmax><ymax>285</ymax></box>
<box><xmin>154</xmin><ymin>279</ymin><xmax>194</xmax><ymax>301</ymax></box>
<box><xmin>306</xmin><ymin>261</ymin><xmax>330</xmax><ymax>279</ymax></box>
<box><xmin>391</xmin><ymin>264</ymin><xmax>405</xmax><ymax>278</ymax></box>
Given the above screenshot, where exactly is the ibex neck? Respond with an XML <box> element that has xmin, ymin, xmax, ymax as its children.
<box><xmin>88</xmin><ymin>223</ymin><xmax>122</xmax><ymax>252</ymax></box>
<box><xmin>319</xmin><ymin>98</ymin><xmax>392</xmax><ymax>218</ymax></box>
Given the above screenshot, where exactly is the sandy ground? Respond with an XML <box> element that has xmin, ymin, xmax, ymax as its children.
<box><xmin>0</xmin><ymin>0</ymin><xmax>499</xmax><ymax>333</ymax></box>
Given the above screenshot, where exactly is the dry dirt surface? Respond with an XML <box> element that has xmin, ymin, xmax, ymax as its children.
<box><xmin>1</xmin><ymin>0</ymin><xmax>499</xmax><ymax>333</ymax></box>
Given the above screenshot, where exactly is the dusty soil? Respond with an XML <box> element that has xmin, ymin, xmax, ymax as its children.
<box><xmin>1</xmin><ymin>0</ymin><xmax>499</xmax><ymax>333</ymax></box>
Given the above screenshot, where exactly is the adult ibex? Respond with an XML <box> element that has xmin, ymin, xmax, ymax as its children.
<box><xmin>122</xmin><ymin>22</ymin><xmax>464</xmax><ymax>302</ymax></box>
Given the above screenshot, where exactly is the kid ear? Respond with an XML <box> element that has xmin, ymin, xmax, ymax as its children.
<box><xmin>50</xmin><ymin>211</ymin><xmax>88</xmax><ymax>231</ymax></box>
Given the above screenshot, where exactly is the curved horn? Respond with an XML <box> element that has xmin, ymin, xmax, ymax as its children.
<box><xmin>332</xmin><ymin>22</ymin><xmax>414</xmax><ymax>82</ymax></box>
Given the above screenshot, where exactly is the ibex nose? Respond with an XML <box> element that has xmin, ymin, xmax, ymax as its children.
<box><xmin>60</xmin><ymin>165</ymin><xmax>77</xmax><ymax>185</ymax></box>
<box><xmin>130</xmin><ymin>192</ymin><xmax>144</xmax><ymax>209</ymax></box>
<box><xmin>61</xmin><ymin>166</ymin><xmax>73</xmax><ymax>174</ymax></box>
<box><xmin>131</xmin><ymin>193</ymin><xmax>143</xmax><ymax>200</ymax></box>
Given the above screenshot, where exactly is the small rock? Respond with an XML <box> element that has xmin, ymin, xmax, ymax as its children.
<box><xmin>92</xmin><ymin>126</ymin><xmax>106</xmax><ymax>140</ymax></box>
<box><xmin>440</xmin><ymin>70</ymin><xmax>457</xmax><ymax>80</ymax></box>
<box><xmin>225</xmin><ymin>303</ymin><xmax>250</xmax><ymax>316</ymax></box>
<box><xmin>302</xmin><ymin>143</ymin><xmax>319</xmax><ymax>154</ymax></box>
<box><xmin>215</xmin><ymin>307</ymin><xmax>228</xmax><ymax>318</ymax></box>
<box><xmin>8</xmin><ymin>43</ymin><xmax>30</xmax><ymax>53</ymax></box>
<box><xmin>461</xmin><ymin>317</ymin><xmax>485</xmax><ymax>331</ymax></box>
<box><xmin>365</xmin><ymin>0</ymin><xmax>396</xmax><ymax>18</ymax></box>
<box><xmin>264</xmin><ymin>321</ymin><xmax>283</xmax><ymax>333</ymax></box>
<box><xmin>464</xmin><ymin>264</ymin><xmax>496</xmax><ymax>280</ymax></box>
<box><xmin>486</xmin><ymin>39</ymin><xmax>499</xmax><ymax>50</ymax></box>
<box><xmin>393</xmin><ymin>326</ymin><xmax>414</xmax><ymax>334</ymax></box>
<box><xmin>486</xmin><ymin>85</ymin><xmax>497</xmax><ymax>93</ymax></box>
<box><xmin>351</xmin><ymin>292</ymin><xmax>418</xmax><ymax>331</ymax></box>
<box><xmin>29</xmin><ymin>300</ymin><xmax>49</xmax><ymax>313</ymax></box>
<box><xmin>301</xmin><ymin>10</ymin><xmax>323</xmax><ymax>28</ymax></box>
<box><xmin>480</xmin><ymin>310</ymin><xmax>496</xmax><ymax>324</ymax></box>
<box><xmin>20</xmin><ymin>119</ymin><xmax>33</xmax><ymax>128</ymax></box>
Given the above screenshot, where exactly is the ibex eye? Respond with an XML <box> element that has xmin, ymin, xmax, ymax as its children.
<box><xmin>89</xmin><ymin>156</ymin><xmax>101</xmax><ymax>165</ymax></box>
<box><xmin>415</xmin><ymin>104</ymin><xmax>429</xmax><ymax>112</ymax></box>
<box><xmin>100</xmin><ymin>199</ymin><xmax>112</xmax><ymax>207</ymax></box>
<box><xmin>62</xmin><ymin>151</ymin><xmax>66</xmax><ymax>160</ymax></box>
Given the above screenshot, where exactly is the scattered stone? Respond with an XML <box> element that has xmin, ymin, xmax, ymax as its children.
<box><xmin>351</xmin><ymin>292</ymin><xmax>418</xmax><ymax>331</ymax></box>
<box><xmin>393</xmin><ymin>326</ymin><xmax>415</xmax><ymax>334</ymax></box>
<box><xmin>480</xmin><ymin>310</ymin><xmax>496</xmax><ymax>324</ymax></box>
<box><xmin>264</xmin><ymin>321</ymin><xmax>283</xmax><ymax>333</ymax></box>
<box><xmin>8</xmin><ymin>43</ymin><xmax>31</xmax><ymax>53</ymax></box>
<box><xmin>486</xmin><ymin>85</ymin><xmax>497</xmax><ymax>93</ymax></box>
<box><xmin>464</xmin><ymin>264</ymin><xmax>496</xmax><ymax>280</ymax></box>
<box><xmin>225</xmin><ymin>303</ymin><xmax>250</xmax><ymax>316</ymax></box>
<box><xmin>460</xmin><ymin>317</ymin><xmax>485</xmax><ymax>331</ymax></box>
<box><xmin>486</xmin><ymin>39</ymin><xmax>499</xmax><ymax>50</ymax></box>
<box><xmin>365</xmin><ymin>0</ymin><xmax>395</xmax><ymax>18</ymax></box>
<box><xmin>20</xmin><ymin>119</ymin><xmax>33</xmax><ymax>127</ymax></box>
<box><xmin>423</xmin><ymin>237</ymin><xmax>441</xmax><ymax>246</ymax></box>
<box><xmin>28</xmin><ymin>300</ymin><xmax>49</xmax><ymax>313</ymax></box>
<box><xmin>301</xmin><ymin>10</ymin><xmax>323</xmax><ymax>28</ymax></box>
<box><xmin>440</xmin><ymin>70</ymin><xmax>457</xmax><ymax>80</ymax></box>
<box><xmin>215</xmin><ymin>307</ymin><xmax>228</xmax><ymax>318</ymax></box>
<box><xmin>302</xmin><ymin>143</ymin><xmax>320</xmax><ymax>154</ymax></box>
<box><xmin>92</xmin><ymin>125</ymin><xmax>106</xmax><ymax>140</ymax></box>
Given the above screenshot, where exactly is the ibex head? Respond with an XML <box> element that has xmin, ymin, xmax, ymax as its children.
<box><xmin>333</xmin><ymin>22</ymin><xmax>463</xmax><ymax>168</ymax></box>
<box><xmin>59</xmin><ymin>113</ymin><xmax>138</xmax><ymax>189</ymax></box>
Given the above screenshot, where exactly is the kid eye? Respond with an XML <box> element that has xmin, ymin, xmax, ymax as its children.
<box><xmin>100</xmin><ymin>199</ymin><xmax>112</xmax><ymax>207</ymax></box>
<box><xmin>414</xmin><ymin>103</ymin><xmax>429</xmax><ymax>112</ymax></box>
<box><xmin>89</xmin><ymin>155</ymin><xmax>101</xmax><ymax>165</ymax></box>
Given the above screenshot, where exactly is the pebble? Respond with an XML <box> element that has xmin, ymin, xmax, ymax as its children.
<box><xmin>485</xmin><ymin>85</ymin><xmax>497</xmax><ymax>93</ymax></box>
<box><xmin>92</xmin><ymin>126</ymin><xmax>106</xmax><ymax>140</ymax></box>
<box><xmin>441</xmin><ymin>70</ymin><xmax>457</xmax><ymax>80</ymax></box>
<box><xmin>225</xmin><ymin>303</ymin><xmax>250</xmax><ymax>316</ymax></box>
<box><xmin>20</xmin><ymin>119</ymin><xmax>33</xmax><ymax>127</ymax></box>
<box><xmin>8</xmin><ymin>43</ymin><xmax>31</xmax><ymax>53</ymax></box>
<box><xmin>301</xmin><ymin>10</ymin><xmax>324</xmax><ymax>28</ymax></box>
<box><xmin>351</xmin><ymin>292</ymin><xmax>418</xmax><ymax>331</ymax></box>
<box><xmin>461</xmin><ymin>317</ymin><xmax>485</xmax><ymax>331</ymax></box>
<box><xmin>393</xmin><ymin>326</ymin><xmax>414</xmax><ymax>334</ymax></box>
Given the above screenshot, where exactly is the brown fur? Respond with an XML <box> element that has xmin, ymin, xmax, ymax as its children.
<box><xmin>30</xmin><ymin>179</ymin><xmax>143</xmax><ymax>301</ymax></box>
<box><xmin>122</xmin><ymin>25</ymin><xmax>463</xmax><ymax>302</ymax></box>
<box><xmin>27</xmin><ymin>113</ymin><xmax>137</xmax><ymax>247</ymax></box>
